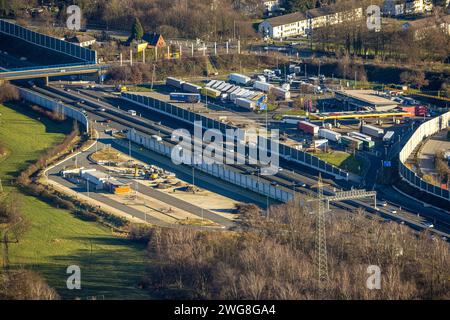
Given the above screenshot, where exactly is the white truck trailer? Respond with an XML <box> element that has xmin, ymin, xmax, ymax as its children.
<box><xmin>272</xmin><ymin>87</ymin><xmax>291</xmax><ymax>100</ymax></box>
<box><xmin>318</xmin><ymin>128</ymin><xmax>342</xmax><ymax>142</ymax></box>
<box><xmin>166</xmin><ymin>77</ymin><xmax>185</xmax><ymax>89</ymax></box>
<box><xmin>253</xmin><ymin>81</ymin><xmax>273</xmax><ymax>93</ymax></box>
<box><xmin>229</xmin><ymin>73</ymin><xmax>251</xmax><ymax>85</ymax></box>
<box><xmin>361</xmin><ymin>124</ymin><xmax>384</xmax><ymax>138</ymax></box>
<box><xmin>235</xmin><ymin>98</ymin><xmax>255</xmax><ymax>110</ymax></box>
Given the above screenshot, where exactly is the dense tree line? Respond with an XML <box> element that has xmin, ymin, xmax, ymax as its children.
<box><xmin>0</xmin><ymin>83</ymin><xmax>19</xmax><ymax>104</ymax></box>
<box><xmin>313</xmin><ymin>9</ymin><xmax>450</xmax><ymax>64</ymax></box>
<box><xmin>16</xmin><ymin>125</ymin><xmax>79</xmax><ymax>186</ymax></box>
<box><xmin>4</xmin><ymin>0</ymin><xmax>256</xmax><ymax>39</ymax></box>
<box><xmin>105</xmin><ymin>54</ymin><xmax>280</xmax><ymax>83</ymax></box>
<box><xmin>142</xmin><ymin>202</ymin><xmax>449</xmax><ymax>299</ymax></box>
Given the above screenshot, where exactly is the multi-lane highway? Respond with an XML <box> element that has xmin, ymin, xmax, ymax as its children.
<box><xmin>25</xmin><ymin>82</ymin><xmax>450</xmax><ymax>238</ymax></box>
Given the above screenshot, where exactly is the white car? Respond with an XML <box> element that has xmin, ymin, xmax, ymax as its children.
<box><xmin>391</xmin><ymin>209</ymin><xmax>397</xmax><ymax>214</ymax></box>
<box><xmin>425</xmin><ymin>223</ymin><xmax>434</xmax><ymax>229</ymax></box>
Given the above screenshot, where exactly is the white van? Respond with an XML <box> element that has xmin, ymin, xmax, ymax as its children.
<box><xmin>128</xmin><ymin>110</ymin><xmax>137</xmax><ymax>116</ymax></box>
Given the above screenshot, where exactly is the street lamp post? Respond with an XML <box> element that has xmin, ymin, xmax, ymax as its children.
<box><xmin>292</xmin><ymin>182</ymin><xmax>296</xmax><ymax>200</ymax></box>
<box><xmin>86</xmin><ymin>177</ymin><xmax>90</xmax><ymax>198</ymax></box>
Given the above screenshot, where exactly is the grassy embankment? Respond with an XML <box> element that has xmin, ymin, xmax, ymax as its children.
<box><xmin>314</xmin><ymin>150</ymin><xmax>362</xmax><ymax>174</ymax></box>
<box><xmin>0</xmin><ymin>102</ymin><xmax>151</xmax><ymax>300</ymax></box>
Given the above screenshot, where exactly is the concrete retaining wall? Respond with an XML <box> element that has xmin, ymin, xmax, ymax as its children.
<box><xmin>399</xmin><ymin>111</ymin><xmax>450</xmax><ymax>201</ymax></box>
<box><xmin>127</xmin><ymin>128</ymin><xmax>294</xmax><ymax>202</ymax></box>
<box><xmin>122</xmin><ymin>92</ymin><xmax>348</xmax><ymax>180</ymax></box>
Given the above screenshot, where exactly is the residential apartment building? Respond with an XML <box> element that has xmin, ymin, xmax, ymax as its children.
<box><xmin>383</xmin><ymin>0</ymin><xmax>433</xmax><ymax>16</ymax></box>
<box><xmin>264</xmin><ymin>0</ymin><xmax>283</xmax><ymax>13</ymax></box>
<box><xmin>259</xmin><ymin>12</ymin><xmax>308</xmax><ymax>38</ymax></box>
<box><xmin>383</xmin><ymin>0</ymin><xmax>406</xmax><ymax>16</ymax></box>
<box><xmin>307</xmin><ymin>6</ymin><xmax>363</xmax><ymax>30</ymax></box>
<box><xmin>405</xmin><ymin>0</ymin><xmax>433</xmax><ymax>14</ymax></box>
<box><xmin>402</xmin><ymin>14</ymin><xmax>450</xmax><ymax>39</ymax></box>
<box><xmin>259</xmin><ymin>5</ymin><xmax>363</xmax><ymax>39</ymax></box>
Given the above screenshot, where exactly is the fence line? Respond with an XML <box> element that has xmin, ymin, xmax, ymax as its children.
<box><xmin>127</xmin><ymin>129</ymin><xmax>294</xmax><ymax>202</ymax></box>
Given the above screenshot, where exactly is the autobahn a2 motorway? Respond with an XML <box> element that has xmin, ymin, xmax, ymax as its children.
<box><xmin>24</xmin><ymin>82</ymin><xmax>450</xmax><ymax>239</ymax></box>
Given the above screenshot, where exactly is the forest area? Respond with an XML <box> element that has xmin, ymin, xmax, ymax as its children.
<box><xmin>0</xmin><ymin>0</ymin><xmax>264</xmax><ymax>39</ymax></box>
<box><xmin>0</xmin><ymin>0</ymin><xmax>373</xmax><ymax>39</ymax></box>
<box><xmin>136</xmin><ymin>202</ymin><xmax>450</xmax><ymax>300</ymax></box>
<box><xmin>313</xmin><ymin>8</ymin><xmax>450</xmax><ymax>64</ymax></box>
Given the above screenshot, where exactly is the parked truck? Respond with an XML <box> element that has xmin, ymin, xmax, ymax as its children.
<box><xmin>166</xmin><ymin>77</ymin><xmax>185</xmax><ymax>89</ymax></box>
<box><xmin>383</xmin><ymin>131</ymin><xmax>395</xmax><ymax>145</ymax></box>
<box><xmin>361</xmin><ymin>124</ymin><xmax>384</xmax><ymax>138</ymax></box>
<box><xmin>348</xmin><ymin>132</ymin><xmax>372</xmax><ymax>141</ymax></box>
<box><xmin>401</xmin><ymin>106</ymin><xmax>416</xmax><ymax>116</ymax></box>
<box><xmin>169</xmin><ymin>92</ymin><xmax>201</xmax><ymax>103</ymax></box>
<box><xmin>415</xmin><ymin>105</ymin><xmax>428</xmax><ymax>117</ymax></box>
<box><xmin>181</xmin><ymin>82</ymin><xmax>202</xmax><ymax>94</ymax></box>
<box><xmin>350</xmin><ymin>135</ymin><xmax>375</xmax><ymax>150</ymax></box>
<box><xmin>200</xmin><ymin>87</ymin><xmax>221</xmax><ymax>99</ymax></box>
<box><xmin>298</xmin><ymin>121</ymin><xmax>319</xmax><ymax>136</ymax></box>
<box><xmin>229</xmin><ymin>73</ymin><xmax>251</xmax><ymax>85</ymax></box>
<box><xmin>235</xmin><ymin>98</ymin><xmax>256</xmax><ymax>110</ymax></box>
<box><xmin>272</xmin><ymin>87</ymin><xmax>291</xmax><ymax>100</ymax></box>
<box><xmin>253</xmin><ymin>81</ymin><xmax>273</xmax><ymax>93</ymax></box>
<box><xmin>341</xmin><ymin>136</ymin><xmax>363</xmax><ymax>150</ymax></box>
<box><xmin>318</xmin><ymin>128</ymin><xmax>341</xmax><ymax>142</ymax></box>
<box><xmin>115</xmin><ymin>85</ymin><xmax>127</xmax><ymax>92</ymax></box>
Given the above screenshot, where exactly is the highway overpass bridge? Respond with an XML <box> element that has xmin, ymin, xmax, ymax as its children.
<box><xmin>0</xmin><ymin>63</ymin><xmax>106</xmax><ymax>83</ymax></box>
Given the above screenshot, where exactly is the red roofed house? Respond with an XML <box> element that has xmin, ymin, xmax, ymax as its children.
<box><xmin>142</xmin><ymin>32</ymin><xmax>166</xmax><ymax>48</ymax></box>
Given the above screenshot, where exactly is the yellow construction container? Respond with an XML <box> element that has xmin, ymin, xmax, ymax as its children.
<box><xmin>149</xmin><ymin>173</ymin><xmax>158</xmax><ymax>180</ymax></box>
<box><xmin>113</xmin><ymin>185</ymin><xmax>131</xmax><ymax>194</ymax></box>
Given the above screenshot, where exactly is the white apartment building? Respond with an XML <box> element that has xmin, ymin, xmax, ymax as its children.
<box><xmin>383</xmin><ymin>0</ymin><xmax>433</xmax><ymax>16</ymax></box>
<box><xmin>259</xmin><ymin>6</ymin><xmax>363</xmax><ymax>39</ymax></box>
<box><xmin>402</xmin><ymin>14</ymin><xmax>450</xmax><ymax>39</ymax></box>
<box><xmin>307</xmin><ymin>6</ymin><xmax>364</xmax><ymax>30</ymax></box>
<box><xmin>383</xmin><ymin>0</ymin><xmax>406</xmax><ymax>16</ymax></box>
<box><xmin>405</xmin><ymin>0</ymin><xmax>433</xmax><ymax>15</ymax></box>
<box><xmin>259</xmin><ymin>12</ymin><xmax>308</xmax><ymax>38</ymax></box>
<box><xmin>264</xmin><ymin>0</ymin><xmax>282</xmax><ymax>13</ymax></box>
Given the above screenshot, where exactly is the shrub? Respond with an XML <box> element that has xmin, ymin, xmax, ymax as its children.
<box><xmin>74</xmin><ymin>209</ymin><xmax>98</xmax><ymax>222</ymax></box>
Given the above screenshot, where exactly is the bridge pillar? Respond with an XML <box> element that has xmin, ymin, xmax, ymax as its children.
<box><xmin>44</xmin><ymin>77</ymin><xmax>49</xmax><ymax>86</ymax></box>
<box><xmin>97</xmin><ymin>70</ymin><xmax>103</xmax><ymax>83</ymax></box>
<box><xmin>0</xmin><ymin>80</ymin><xmax>4</xmax><ymax>86</ymax></box>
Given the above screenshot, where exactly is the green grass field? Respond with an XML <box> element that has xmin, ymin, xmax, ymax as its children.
<box><xmin>314</xmin><ymin>150</ymin><xmax>362</xmax><ymax>174</ymax></box>
<box><xmin>0</xmin><ymin>103</ymin><xmax>152</xmax><ymax>300</ymax></box>
<box><xmin>284</xmin><ymin>109</ymin><xmax>307</xmax><ymax>116</ymax></box>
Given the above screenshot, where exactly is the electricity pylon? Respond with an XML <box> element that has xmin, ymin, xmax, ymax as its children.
<box><xmin>314</xmin><ymin>174</ymin><xmax>329</xmax><ymax>286</ymax></box>
<box><xmin>310</xmin><ymin>175</ymin><xmax>377</xmax><ymax>289</ymax></box>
